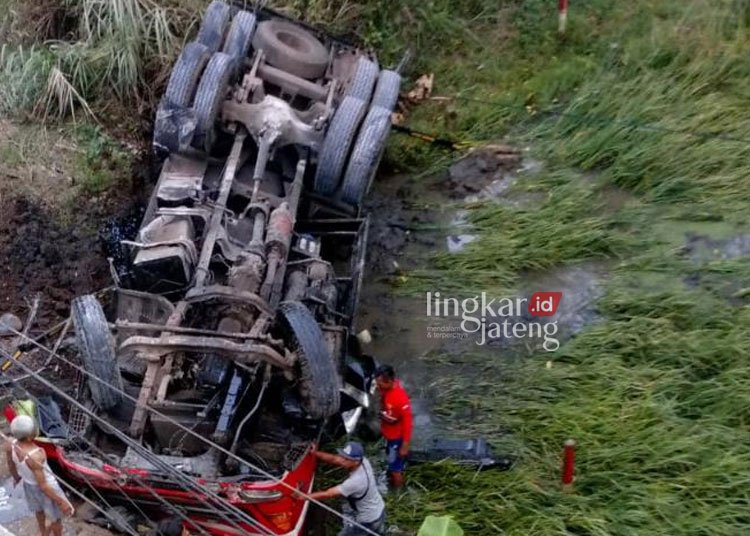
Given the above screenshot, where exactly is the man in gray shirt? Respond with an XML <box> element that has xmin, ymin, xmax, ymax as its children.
<box><xmin>303</xmin><ymin>441</ymin><xmax>386</xmax><ymax>535</ymax></box>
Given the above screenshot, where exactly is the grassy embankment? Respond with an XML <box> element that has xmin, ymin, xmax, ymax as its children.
<box><xmin>375</xmin><ymin>1</ymin><xmax>750</xmax><ymax>535</ymax></box>
<box><xmin>4</xmin><ymin>0</ymin><xmax>750</xmax><ymax>534</ymax></box>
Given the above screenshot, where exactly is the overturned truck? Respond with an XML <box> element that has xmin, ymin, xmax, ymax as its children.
<box><xmin>43</xmin><ymin>2</ymin><xmax>401</xmax><ymax>534</ymax></box>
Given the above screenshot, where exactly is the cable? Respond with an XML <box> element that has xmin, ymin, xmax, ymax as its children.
<box><xmin>3</xmin><ymin>352</ymin><xmax>276</xmax><ymax>536</ymax></box>
<box><xmin>0</xmin><ymin>428</ymin><xmax>140</xmax><ymax>536</ymax></box>
<box><xmin>0</xmin><ymin>348</ymin><xmax>276</xmax><ymax>536</ymax></box>
<box><xmin>7</xmin><ymin>328</ymin><xmax>367</xmax><ymax>532</ymax></box>
<box><xmin>2</xmin><ymin>374</ymin><xmax>228</xmax><ymax>536</ymax></box>
<box><xmin>3</xmin><ymin>376</ymin><xmax>217</xmax><ymax>536</ymax></box>
<box><xmin>4</xmin><ymin>325</ymin><xmax>382</xmax><ymax>536</ymax></box>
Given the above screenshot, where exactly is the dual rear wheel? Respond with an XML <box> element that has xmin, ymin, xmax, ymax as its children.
<box><xmin>154</xmin><ymin>1</ymin><xmax>256</xmax><ymax>154</ymax></box>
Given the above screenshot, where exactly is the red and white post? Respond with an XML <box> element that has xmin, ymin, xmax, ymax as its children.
<box><xmin>558</xmin><ymin>0</ymin><xmax>569</xmax><ymax>34</ymax></box>
<box><xmin>561</xmin><ymin>438</ymin><xmax>576</xmax><ymax>491</ymax></box>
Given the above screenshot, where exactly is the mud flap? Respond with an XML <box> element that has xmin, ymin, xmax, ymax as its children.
<box><xmin>153</xmin><ymin>104</ymin><xmax>197</xmax><ymax>155</ymax></box>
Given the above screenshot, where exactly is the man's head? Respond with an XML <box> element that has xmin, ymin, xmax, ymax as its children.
<box><xmin>10</xmin><ymin>415</ymin><xmax>36</xmax><ymax>441</ymax></box>
<box><xmin>336</xmin><ymin>441</ymin><xmax>364</xmax><ymax>470</ymax></box>
<box><xmin>374</xmin><ymin>364</ymin><xmax>396</xmax><ymax>392</ymax></box>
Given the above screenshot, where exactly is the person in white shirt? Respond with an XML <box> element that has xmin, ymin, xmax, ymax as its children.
<box><xmin>3</xmin><ymin>415</ymin><xmax>74</xmax><ymax>536</ymax></box>
<box><xmin>303</xmin><ymin>441</ymin><xmax>385</xmax><ymax>535</ymax></box>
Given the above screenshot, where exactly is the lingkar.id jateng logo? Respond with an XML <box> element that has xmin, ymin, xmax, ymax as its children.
<box><xmin>426</xmin><ymin>291</ymin><xmax>563</xmax><ymax>351</ymax></box>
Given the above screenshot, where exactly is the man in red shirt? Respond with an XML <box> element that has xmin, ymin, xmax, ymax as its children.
<box><xmin>374</xmin><ymin>365</ymin><xmax>413</xmax><ymax>489</ymax></box>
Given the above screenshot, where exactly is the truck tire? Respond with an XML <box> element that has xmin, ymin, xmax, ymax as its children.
<box><xmin>163</xmin><ymin>42</ymin><xmax>210</xmax><ymax>108</ymax></box>
<box><xmin>222</xmin><ymin>10</ymin><xmax>257</xmax><ymax>80</ymax></box>
<box><xmin>345</xmin><ymin>57</ymin><xmax>378</xmax><ymax>102</ymax></box>
<box><xmin>192</xmin><ymin>52</ymin><xmax>234</xmax><ymax>153</ymax></box>
<box><xmin>71</xmin><ymin>295</ymin><xmax>123</xmax><ymax>412</ymax></box>
<box><xmin>252</xmin><ymin>20</ymin><xmax>328</xmax><ymax>80</ymax></box>
<box><xmin>313</xmin><ymin>96</ymin><xmax>367</xmax><ymax>195</ymax></box>
<box><xmin>278</xmin><ymin>301</ymin><xmax>341</xmax><ymax>420</ymax></box>
<box><xmin>340</xmin><ymin>105</ymin><xmax>392</xmax><ymax>206</ymax></box>
<box><xmin>197</xmin><ymin>1</ymin><xmax>231</xmax><ymax>53</ymax></box>
<box><xmin>371</xmin><ymin>69</ymin><xmax>402</xmax><ymax>111</ymax></box>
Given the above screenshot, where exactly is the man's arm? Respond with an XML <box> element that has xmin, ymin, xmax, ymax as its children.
<box><xmin>315</xmin><ymin>450</ymin><xmax>350</xmax><ymax>468</ymax></box>
<box><xmin>307</xmin><ymin>486</ymin><xmax>343</xmax><ymax>501</ymax></box>
<box><xmin>4</xmin><ymin>442</ymin><xmax>20</xmax><ymax>484</ymax></box>
<box><xmin>27</xmin><ymin>452</ymin><xmax>74</xmax><ymax>516</ymax></box>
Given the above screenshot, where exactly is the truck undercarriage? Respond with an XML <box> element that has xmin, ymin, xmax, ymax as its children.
<box><xmin>35</xmin><ymin>2</ymin><xmax>402</xmax><ymax>534</ymax></box>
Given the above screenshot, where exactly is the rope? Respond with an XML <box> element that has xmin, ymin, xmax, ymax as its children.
<box><xmin>2</xmin><ymin>327</ymin><xmax>381</xmax><ymax>535</ymax></box>
<box><xmin>0</xmin><ymin>347</ymin><xmax>276</xmax><ymax>536</ymax></box>
<box><xmin>3</xmin><ymin>384</ymin><xmax>212</xmax><ymax>536</ymax></box>
<box><xmin>0</xmin><ymin>429</ymin><xmax>141</xmax><ymax>536</ymax></box>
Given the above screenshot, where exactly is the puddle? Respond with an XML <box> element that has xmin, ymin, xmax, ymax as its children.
<box><xmin>518</xmin><ymin>158</ymin><xmax>543</xmax><ymax>175</ymax></box>
<box><xmin>515</xmin><ymin>262</ymin><xmax>607</xmax><ymax>341</ymax></box>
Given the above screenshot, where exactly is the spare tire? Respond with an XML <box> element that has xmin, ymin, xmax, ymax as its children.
<box><xmin>277</xmin><ymin>301</ymin><xmax>341</xmax><ymax>419</ymax></box>
<box><xmin>71</xmin><ymin>295</ymin><xmax>123</xmax><ymax>412</ymax></box>
<box><xmin>192</xmin><ymin>52</ymin><xmax>235</xmax><ymax>153</ymax></box>
<box><xmin>340</xmin><ymin>105</ymin><xmax>393</xmax><ymax>206</ymax></box>
<box><xmin>252</xmin><ymin>20</ymin><xmax>328</xmax><ymax>79</ymax></box>
<box><xmin>313</xmin><ymin>96</ymin><xmax>367</xmax><ymax>195</ymax></box>
<box><xmin>197</xmin><ymin>1</ymin><xmax>231</xmax><ymax>53</ymax></box>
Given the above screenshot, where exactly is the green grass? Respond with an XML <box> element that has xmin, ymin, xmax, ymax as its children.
<box><xmin>1</xmin><ymin>0</ymin><xmax>178</xmax><ymax>119</ymax></box>
<box><xmin>391</xmin><ymin>280</ymin><xmax>750</xmax><ymax>535</ymax></box>
<box><xmin>371</xmin><ymin>0</ymin><xmax>750</xmax><ymax>534</ymax></box>
<box><xmin>74</xmin><ymin>124</ymin><xmax>130</xmax><ymax>194</ymax></box>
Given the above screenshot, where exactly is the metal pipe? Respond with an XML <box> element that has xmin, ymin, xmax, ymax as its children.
<box><xmin>257</xmin><ymin>63</ymin><xmax>328</xmax><ymax>102</ymax></box>
<box><xmin>194</xmin><ymin>132</ymin><xmax>247</xmax><ymax>288</ymax></box>
<box><xmin>251</xmin><ymin>131</ymin><xmax>275</xmax><ymax>203</ymax></box>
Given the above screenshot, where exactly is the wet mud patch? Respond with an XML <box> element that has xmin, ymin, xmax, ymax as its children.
<box><xmin>444</xmin><ymin>144</ymin><xmax>524</xmax><ymax>200</ymax></box>
<box><xmin>0</xmin><ymin>195</ymin><xmax>144</xmax><ymax>322</ymax></box>
<box><xmin>0</xmin><ymin>196</ymin><xmax>106</xmax><ymax>318</ymax></box>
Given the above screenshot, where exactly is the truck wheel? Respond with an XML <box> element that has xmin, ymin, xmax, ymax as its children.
<box><xmin>222</xmin><ymin>10</ymin><xmax>257</xmax><ymax>80</ymax></box>
<box><xmin>278</xmin><ymin>301</ymin><xmax>341</xmax><ymax>420</ymax></box>
<box><xmin>71</xmin><ymin>295</ymin><xmax>123</xmax><ymax>412</ymax></box>
<box><xmin>371</xmin><ymin>69</ymin><xmax>402</xmax><ymax>111</ymax></box>
<box><xmin>345</xmin><ymin>57</ymin><xmax>378</xmax><ymax>102</ymax></box>
<box><xmin>340</xmin><ymin>105</ymin><xmax>392</xmax><ymax>206</ymax></box>
<box><xmin>313</xmin><ymin>96</ymin><xmax>367</xmax><ymax>195</ymax></box>
<box><xmin>192</xmin><ymin>52</ymin><xmax>234</xmax><ymax>153</ymax></box>
<box><xmin>252</xmin><ymin>20</ymin><xmax>328</xmax><ymax>79</ymax></box>
<box><xmin>163</xmin><ymin>42</ymin><xmax>210</xmax><ymax>108</ymax></box>
<box><xmin>197</xmin><ymin>1</ymin><xmax>231</xmax><ymax>53</ymax></box>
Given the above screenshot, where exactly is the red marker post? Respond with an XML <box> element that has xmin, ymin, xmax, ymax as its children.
<box><xmin>561</xmin><ymin>438</ymin><xmax>576</xmax><ymax>491</ymax></box>
<box><xmin>558</xmin><ymin>0</ymin><xmax>569</xmax><ymax>34</ymax></box>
